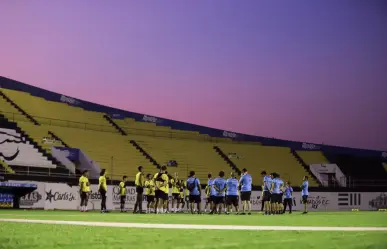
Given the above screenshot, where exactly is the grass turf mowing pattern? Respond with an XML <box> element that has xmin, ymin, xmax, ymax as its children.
<box><xmin>0</xmin><ymin>210</ymin><xmax>386</xmax><ymax>227</ymax></box>
<box><xmin>1</xmin><ymin>223</ymin><xmax>387</xmax><ymax>249</ymax></box>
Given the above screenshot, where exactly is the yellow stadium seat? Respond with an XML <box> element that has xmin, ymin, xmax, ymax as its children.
<box><xmin>44</xmin><ymin>126</ymin><xmax>154</xmax><ymax>180</ymax></box>
<box><xmin>296</xmin><ymin>151</ymin><xmax>329</xmax><ymax>165</ymax></box>
<box><xmin>130</xmin><ymin>134</ymin><xmax>231</xmax><ymax>180</ymax></box>
<box><xmin>17</xmin><ymin>122</ymin><xmax>64</xmax><ymax>154</ymax></box>
<box><xmin>1</xmin><ymin>88</ymin><xmax>116</xmax><ymax>133</ymax></box>
<box><xmin>0</xmin><ymin>94</ymin><xmax>30</xmax><ymax>123</ymax></box>
<box><xmin>114</xmin><ymin>118</ymin><xmax>232</xmax><ymax>143</ymax></box>
<box><xmin>1</xmin><ymin>88</ymin><xmax>321</xmax><ymax>185</ymax></box>
<box><xmin>217</xmin><ymin>143</ymin><xmax>319</xmax><ymax>186</ymax></box>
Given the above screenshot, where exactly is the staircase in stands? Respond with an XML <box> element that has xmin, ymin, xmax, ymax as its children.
<box><xmin>130</xmin><ymin>140</ymin><xmax>160</xmax><ymax>169</ymax></box>
<box><xmin>103</xmin><ymin>114</ymin><xmax>127</xmax><ymax>135</ymax></box>
<box><xmin>213</xmin><ymin>146</ymin><xmax>242</xmax><ymax>175</ymax></box>
<box><xmin>290</xmin><ymin>149</ymin><xmax>321</xmax><ymax>186</ymax></box>
<box><xmin>0</xmin><ymin>90</ymin><xmax>40</xmax><ymax>125</ymax></box>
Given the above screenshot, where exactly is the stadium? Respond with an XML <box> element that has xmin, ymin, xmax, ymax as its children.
<box><xmin>1</xmin><ymin>1</ymin><xmax>387</xmax><ymax>248</ymax></box>
<box><xmin>1</xmin><ymin>76</ymin><xmax>387</xmax><ymax>248</ymax></box>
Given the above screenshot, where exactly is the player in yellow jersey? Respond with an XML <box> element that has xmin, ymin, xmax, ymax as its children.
<box><xmin>171</xmin><ymin>172</ymin><xmax>181</xmax><ymax>213</ymax></box>
<box><xmin>165</xmin><ymin>171</ymin><xmax>172</xmax><ymax>213</ymax></box>
<box><xmin>119</xmin><ymin>176</ymin><xmax>127</xmax><ymax>212</ymax></box>
<box><xmin>98</xmin><ymin>169</ymin><xmax>108</xmax><ymax>213</ymax></box>
<box><xmin>134</xmin><ymin>166</ymin><xmax>145</xmax><ymax>214</ymax></box>
<box><xmin>179</xmin><ymin>179</ymin><xmax>185</xmax><ymax>212</ymax></box>
<box><xmin>79</xmin><ymin>170</ymin><xmax>90</xmax><ymax>212</ymax></box>
<box><xmin>145</xmin><ymin>174</ymin><xmax>155</xmax><ymax>213</ymax></box>
<box><xmin>153</xmin><ymin>166</ymin><xmax>169</xmax><ymax>214</ymax></box>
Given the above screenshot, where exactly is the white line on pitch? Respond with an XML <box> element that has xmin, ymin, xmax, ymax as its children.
<box><xmin>0</xmin><ymin>219</ymin><xmax>386</xmax><ymax>231</ymax></box>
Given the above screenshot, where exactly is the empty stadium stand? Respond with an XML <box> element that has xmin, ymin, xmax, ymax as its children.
<box><xmin>324</xmin><ymin>153</ymin><xmax>387</xmax><ymax>182</ymax></box>
<box><xmin>0</xmin><ymin>126</ymin><xmax>72</xmax><ymax>176</ymax></box>
<box><xmin>44</xmin><ymin>125</ymin><xmax>154</xmax><ymax>180</ymax></box>
<box><xmin>1</xmin><ymin>84</ymin><xmax>385</xmax><ymax>189</ymax></box>
<box><xmin>216</xmin><ymin>143</ymin><xmax>319</xmax><ymax>186</ymax></box>
<box><xmin>131</xmin><ymin>134</ymin><xmax>230</xmax><ymax>180</ymax></box>
<box><xmin>17</xmin><ymin>122</ymin><xmax>64</xmax><ymax>154</ymax></box>
<box><xmin>1</xmin><ymin>88</ymin><xmax>116</xmax><ymax>133</ymax></box>
<box><xmin>0</xmin><ymin>93</ymin><xmax>31</xmax><ymax>124</ymax></box>
<box><xmin>114</xmin><ymin>118</ymin><xmax>232</xmax><ymax>142</ymax></box>
<box><xmin>296</xmin><ymin>151</ymin><xmax>330</xmax><ymax>165</ymax></box>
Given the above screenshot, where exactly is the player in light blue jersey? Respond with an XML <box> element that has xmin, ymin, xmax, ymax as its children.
<box><xmin>226</xmin><ymin>172</ymin><xmax>239</xmax><ymax>214</ymax></box>
<box><xmin>270</xmin><ymin>173</ymin><xmax>284</xmax><ymax>214</ymax></box>
<box><xmin>204</xmin><ymin>174</ymin><xmax>215</xmax><ymax>213</ymax></box>
<box><xmin>283</xmin><ymin>181</ymin><xmax>293</xmax><ymax>214</ymax></box>
<box><xmin>239</xmin><ymin>168</ymin><xmax>252</xmax><ymax>215</ymax></box>
<box><xmin>211</xmin><ymin>171</ymin><xmax>227</xmax><ymax>214</ymax></box>
<box><xmin>301</xmin><ymin>176</ymin><xmax>309</xmax><ymax>214</ymax></box>
<box><xmin>277</xmin><ymin>174</ymin><xmax>284</xmax><ymax>214</ymax></box>
<box><xmin>261</xmin><ymin>171</ymin><xmax>273</xmax><ymax>215</ymax></box>
<box><xmin>186</xmin><ymin>171</ymin><xmax>201</xmax><ymax>214</ymax></box>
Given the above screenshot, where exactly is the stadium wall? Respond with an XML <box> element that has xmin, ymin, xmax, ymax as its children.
<box><xmin>1</xmin><ymin>76</ymin><xmax>386</xmax><ymax>160</ymax></box>
<box><xmin>8</xmin><ymin>181</ymin><xmax>387</xmax><ymax>211</ymax></box>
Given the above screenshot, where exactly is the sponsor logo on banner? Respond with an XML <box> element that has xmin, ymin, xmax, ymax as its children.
<box><xmin>45</xmin><ymin>189</ymin><xmax>76</xmax><ymax>202</ymax></box>
<box><xmin>338</xmin><ymin>193</ymin><xmax>361</xmax><ymax>206</ymax></box>
<box><xmin>9</xmin><ymin>180</ymin><xmax>45</xmax><ymax>209</ymax></box>
<box><xmin>142</xmin><ymin>115</ymin><xmax>158</xmax><ymax>123</ymax></box>
<box><xmin>44</xmin><ymin>184</ymin><xmax>104</xmax><ymax>210</ymax></box>
<box><xmin>223</xmin><ymin>131</ymin><xmax>237</xmax><ymax>138</ymax></box>
<box><xmin>111</xmin><ymin>113</ymin><xmax>123</xmax><ymax>119</ymax></box>
<box><xmin>20</xmin><ymin>192</ymin><xmax>42</xmax><ymax>206</ymax></box>
<box><xmin>250</xmin><ymin>195</ymin><xmax>262</xmax><ymax>207</ymax></box>
<box><xmin>369</xmin><ymin>193</ymin><xmax>387</xmax><ymax>210</ymax></box>
<box><xmin>60</xmin><ymin>95</ymin><xmax>80</xmax><ymax>106</ymax></box>
<box><xmin>303</xmin><ymin>195</ymin><xmax>330</xmax><ymax>209</ymax></box>
<box><xmin>302</xmin><ymin>143</ymin><xmax>321</xmax><ymax>150</ymax></box>
<box><xmin>110</xmin><ymin>186</ymin><xmax>144</xmax><ymax>211</ymax></box>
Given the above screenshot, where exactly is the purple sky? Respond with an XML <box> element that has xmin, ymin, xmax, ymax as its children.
<box><xmin>1</xmin><ymin>0</ymin><xmax>386</xmax><ymax>151</ymax></box>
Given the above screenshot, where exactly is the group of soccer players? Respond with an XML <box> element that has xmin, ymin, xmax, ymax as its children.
<box><xmin>127</xmin><ymin>165</ymin><xmax>309</xmax><ymax>215</ymax></box>
<box><xmin>261</xmin><ymin>171</ymin><xmax>310</xmax><ymax>215</ymax></box>
<box><xmin>129</xmin><ymin>166</ymin><xmax>254</xmax><ymax>215</ymax></box>
<box><xmin>79</xmin><ymin>165</ymin><xmax>309</xmax><ymax>214</ymax></box>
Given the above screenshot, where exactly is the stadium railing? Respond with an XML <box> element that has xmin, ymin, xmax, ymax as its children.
<box><xmin>348</xmin><ymin>179</ymin><xmax>387</xmax><ymax>188</ymax></box>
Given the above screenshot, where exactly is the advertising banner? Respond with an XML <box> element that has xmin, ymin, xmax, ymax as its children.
<box><xmin>337</xmin><ymin>192</ymin><xmax>387</xmax><ymax>211</ymax></box>
<box><xmin>44</xmin><ymin>183</ymin><xmax>79</xmax><ymax>210</ymax></box>
<box><xmin>44</xmin><ymin>183</ymin><xmax>105</xmax><ymax>210</ymax></box>
<box><xmin>108</xmin><ymin>186</ymin><xmax>147</xmax><ymax>211</ymax></box>
<box><xmin>245</xmin><ymin>191</ymin><xmax>335</xmax><ymax>212</ymax></box>
<box><xmin>9</xmin><ymin>180</ymin><xmax>45</xmax><ymax>209</ymax></box>
<box><xmin>5</xmin><ymin>181</ymin><xmax>385</xmax><ymax>212</ymax></box>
